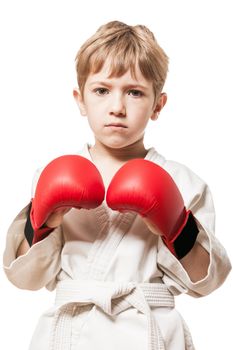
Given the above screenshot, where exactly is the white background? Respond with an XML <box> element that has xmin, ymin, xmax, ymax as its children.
<box><xmin>0</xmin><ymin>0</ymin><xmax>232</xmax><ymax>348</ymax></box>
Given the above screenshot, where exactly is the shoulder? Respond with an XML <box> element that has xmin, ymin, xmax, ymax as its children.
<box><xmin>148</xmin><ymin>148</ymin><xmax>210</xmax><ymax>207</ymax></box>
<box><xmin>149</xmin><ymin>148</ymin><xmax>205</xmax><ymax>184</ymax></box>
<box><xmin>164</xmin><ymin>159</ymin><xmax>206</xmax><ymax>188</ymax></box>
<box><xmin>31</xmin><ymin>144</ymin><xmax>89</xmax><ymax>197</ymax></box>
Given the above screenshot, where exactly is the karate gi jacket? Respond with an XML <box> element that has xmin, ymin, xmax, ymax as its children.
<box><xmin>3</xmin><ymin>144</ymin><xmax>231</xmax><ymax>350</ymax></box>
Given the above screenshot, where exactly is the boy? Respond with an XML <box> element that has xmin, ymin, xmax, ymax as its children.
<box><xmin>3</xmin><ymin>20</ymin><xmax>231</xmax><ymax>350</ymax></box>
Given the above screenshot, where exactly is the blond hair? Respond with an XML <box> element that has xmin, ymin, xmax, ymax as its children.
<box><xmin>75</xmin><ymin>21</ymin><xmax>169</xmax><ymax>101</ymax></box>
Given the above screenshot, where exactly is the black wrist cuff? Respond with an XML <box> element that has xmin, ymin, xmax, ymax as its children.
<box><xmin>173</xmin><ymin>211</ymin><xmax>199</xmax><ymax>260</ymax></box>
<box><xmin>24</xmin><ymin>201</ymin><xmax>53</xmax><ymax>246</ymax></box>
<box><xmin>24</xmin><ymin>202</ymin><xmax>34</xmax><ymax>246</ymax></box>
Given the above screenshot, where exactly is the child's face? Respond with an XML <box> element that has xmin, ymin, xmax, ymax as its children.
<box><xmin>74</xmin><ymin>61</ymin><xmax>166</xmax><ymax>150</ymax></box>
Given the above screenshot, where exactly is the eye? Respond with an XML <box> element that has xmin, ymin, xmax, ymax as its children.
<box><xmin>94</xmin><ymin>88</ymin><xmax>109</xmax><ymax>95</ymax></box>
<box><xmin>128</xmin><ymin>89</ymin><xmax>143</xmax><ymax>97</ymax></box>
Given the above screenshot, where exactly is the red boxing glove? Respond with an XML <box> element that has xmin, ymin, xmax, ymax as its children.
<box><xmin>30</xmin><ymin>155</ymin><xmax>105</xmax><ymax>243</ymax></box>
<box><xmin>106</xmin><ymin>159</ymin><xmax>198</xmax><ymax>259</ymax></box>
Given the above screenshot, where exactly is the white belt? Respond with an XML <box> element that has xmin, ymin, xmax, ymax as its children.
<box><xmin>50</xmin><ymin>280</ymin><xmax>175</xmax><ymax>350</ymax></box>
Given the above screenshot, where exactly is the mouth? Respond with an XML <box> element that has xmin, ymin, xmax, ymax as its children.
<box><xmin>105</xmin><ymin>123</ymin><xmax>128</xmax><ymax>128</ymax></box>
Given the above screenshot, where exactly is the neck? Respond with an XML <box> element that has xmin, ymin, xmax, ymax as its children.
<box><xmin>89</xmin><ymin>138</ymin><xmax>148</xmax><ymax>163</ymax></box>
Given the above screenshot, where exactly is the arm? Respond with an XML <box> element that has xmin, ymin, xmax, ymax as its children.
<box><xmin>4</xmin><ymin>155</ymin><xmax>105</xmax><ymax>290</ymax></box>
<box><xmin>179</xmin><ymin>242</ymin><xmax>210</xmax><ymax>282</ymax></box>
<box><xmin>3</xmin><ymin>203</ymin><xmax>63</xmax><ymax>291</ymax></box>
<box><xmin>143</xmin><ymin>216</ymin><xmax>210</xmax><ymax>282</ymax></box>
<box><xmin>16</xmin><ymin>205</ymin><xmax>70</xmax><ymax>258</ymax></box>
<box><xmin>156</xmin><ymin>163</ymin><xmax>232</xmax><ymax>296</ymax></box>
<box><xmin>16</xmin><ymin>238</ymin><xmax>30</xmax><ymax>257</ymax></box>
<box><xmin>107</xmin><ymin>158</ymin><xmax>231</xmax><ymax>295</ymax></box>
<box><xmin>107</xmin><ymin>159</ymin><xmax>199</xmax><ymax>260</ymax></box>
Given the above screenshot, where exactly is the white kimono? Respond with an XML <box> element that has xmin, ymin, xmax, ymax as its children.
<box><xmin>3</xmin><ymin>144</ymin><xmax>231</xmax><ymax>350</ymax></box>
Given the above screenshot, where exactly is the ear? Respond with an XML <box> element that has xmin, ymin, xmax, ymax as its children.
<box><xmin>150</xmin><ymin>93</ymin><xmax>167</xmax><ymax>121</ymax></box>
<box><xmin>73</xmin><ymin>87</ymin><xmax>87</xmax><ymax>116</ymax></box>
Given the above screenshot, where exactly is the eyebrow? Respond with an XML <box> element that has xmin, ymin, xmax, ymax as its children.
<box><xmin>89</xmin><ymin>81</ymin><xmax>149</xmax><ymax>90</ymax></box>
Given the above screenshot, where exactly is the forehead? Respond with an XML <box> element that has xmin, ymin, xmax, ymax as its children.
<box><xmin>86</xmin><ymin>59</ymin><xmax>153</xmax><ymax>88</ymax></box>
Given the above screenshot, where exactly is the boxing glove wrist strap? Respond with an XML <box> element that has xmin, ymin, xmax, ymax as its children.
<box><xmin>24</xmin><ymin>202</ymin><xmax>53</xmax><ymax>246</ymax></box>
<box><xmin>162</xmin><ymin>211</ymin><xmax>199</xmax><ymax>260</ymax></box>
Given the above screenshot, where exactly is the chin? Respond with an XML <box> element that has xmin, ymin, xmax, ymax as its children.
<box><xmin>96</xmin><ymin>135</ymin><xmax>142</xmax><ymax>150</ymax></box>
<box><xmin>104</xmin><ymin>141</ymin><xmax>132</xmax><ymax>149</ymax></box>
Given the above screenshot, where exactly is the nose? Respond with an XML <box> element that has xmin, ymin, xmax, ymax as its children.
<box><xmin>109</xmin><ymin>92</ymin><xmax>126</xmax><ymax>117</ymax></box>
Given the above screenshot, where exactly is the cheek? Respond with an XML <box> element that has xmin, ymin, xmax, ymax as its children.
<box><xmin>86</xmin><ymin>113</ymin><xmax>103</xmax><ymax>133</ymax></box>
<box><xmin>85</xmin><ymin>97</ymin><xmax>106</xmax><ymax>115</ymax></box>
<box><xmin>128</xmin><ymin>105</ymin><xmax>152</xmax><ymax>125</ymax></box>
<box><xmin>128</xmin><ymin>99</ymin><xmax>151</xmax><ymax>114</ymax></box>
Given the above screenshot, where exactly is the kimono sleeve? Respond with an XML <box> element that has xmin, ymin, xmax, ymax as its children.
<box><xmin>3</xmin><ymin>169</ymin><xmax>64</xmax><ymax>291</ymax></box>
<box><xmin>157</xmin><ymin>161</ymin><xmax>232</xmax><ymax>297</ymax></box>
